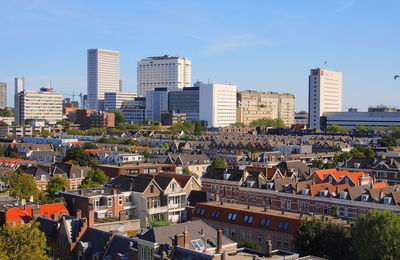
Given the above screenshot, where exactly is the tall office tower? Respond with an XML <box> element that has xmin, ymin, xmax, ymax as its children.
<box><xmin>168</xmin><ymin>87</ymin><xmax>200</xmax><ymax>121</ymax></box>
<box><xmin>137</xmin><ymin>55</ymin><xmax>191</xmax><ymax>97</ymax></box>
<box><xmin>14</xmin><ymin>77</ymin><xmax>25</xmax><ymax>124</ymax></box>
<box><xmin>308</xmin><ymin>68</ymin><xmax>342</xmax><ymax>129</ymax></box>
<box><xmin>0</xmin><ymin>82</ymin><xmax>7</xmax><ymax>108</ymax></box>
<box><xmin>104</xmin><ymin>92</ymin><xmax>137</xmax><ymax>110</ymax></box>
<box><xmin>145</xmin><ymin>88</ymin><xmax>169</xmax><ymax>121</ymax></box>
<box><xmin>87</xmin><ymin>49</ymin><xmax>120</xmax><ymax>111</ymax></box>
<box><xmin>15</xmin><ymin>87</ymin><xmax>62</xmax><ymax>124</ymax></box>
<box><xmin>199</xmin><ymin>83</ymin><xmax>237</xmax><ymax>127</ymax></box>
<box><xmin>237</xmin><ymin>90</ymin><xmax>295</xmax><ymax>126</ymax></box>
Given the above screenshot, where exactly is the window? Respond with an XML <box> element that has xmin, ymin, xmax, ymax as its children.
<box><xmin>196</xmin><ymin>208</ymin><xmax>205</xmax><ymax>215</ymax></box>
<box><xmin>261</xmin><ymin>218</ymin><xmax>271</xmax><ymax>226</ymax></box>
<box><xmin>118</xmin><ymin>196</ymin><xmax>123</xmax><ymax>206</ymax></box>
<box><xmin>283</xmin><ymin>239</ymin><xmax>289</xmax><ymax>249</ymax></box>
<box><xmin>258</xmin><ymin>234</ymin><xmax>264</xmax><ymax>245</ymax></box>
<box><xmin>277</xmin><ymin>237</ymin><xmax>282</xmax><ymax>248</ymax></box>
<box><xmin>228</xmin><ymin>212</ymin><xmax>237</xmax><ymax>220</ymax></box>
<box><xmin>244</xmin><ymin>215</ymin><xmax>253</xmax><ymax>224</ymax></box>
<box><xmin>278</xmin><ymin>221</ymin><xmax>289</xmax><ymax>230</ymax></box>
<box><xmin>211</xmin><ymin>210</ymin><xmax>221</xmax><ymax>218</ymax></box>
<box><xmin>108</xmin><ymin>197</ymin><xmax>113</xmax><ymax>207</ymax></box>
<box><xmin>150</xmin><ymin>185</ymin><xmax>154</xmax><ymax>193</ymax></box>
<box><xmin>93</xmin><ymin>198</ymin><xmax>99</xmax><ymax>208</ymax></box>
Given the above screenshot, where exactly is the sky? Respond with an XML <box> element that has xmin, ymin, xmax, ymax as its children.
<box><xmin>1</xmin><ymin>0</ymin><xmax>400</xmax><ymax>111</ymax></box>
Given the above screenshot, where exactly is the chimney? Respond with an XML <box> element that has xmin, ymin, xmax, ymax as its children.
<box><xmin>79</xmin><ymin>189</ymin><xmax>83</xmax><ymax>195</ymax></box>
<box><xmin>112</xmin><ymin>188</ymin><xmax>117</xmax><ymax>195</ymax></box>
<box><xmin>119</xmin><ymin>211</ymin><xmax>127</xmax><ymax>221</ymax></box>
<box><xmin>31</xmin><ymin>205</ymin><xmax>41</xmax><ymax>220</ymax></box>
<box><xmin>266</xmin><ymin>239</ymin><xmax>273</xmax><ymax>257</ymax></box>
<box><xmin>215</xmin><ymin>194</ymin><xmax>220</xmax><ymax>202</ymax></box>
<box><xmin>175</xmin><ymin>233</ymin><xmax>185</xmax><ymax>247</ymax></box>
<box><xmin>183</xmin><ymin>226</ymin><xmax>190</xmax><ymax>249</ymax></box>
<box><xmin>281</xmin><ymin>210</ymin><xmax>284</xmax><ymax>215</ymax></box>
<box><xmin>111</xmin><ymin>230</ymin><xmax>119</xmax><ymax>237</ymax></box>
<box><xmin>76</xmin><ymin>209</ymin><xmax>82</xmax><ymax>219</ymax></box>
<box><xmin>217</xmin><ymin>228</ymin><xmax>223</xmax><ymax>253</ymax></box>
<box><xmin>247</xmin><ymin>205</ymin><xmax>250</xmax><ymax>210</ymax></box>
<box><xmin>53</xmin><ymin>211</ymin><xmax>60</xmax><ymax>221</ymax></box>
<box><xmin>88</xmin><ymin>204</ymin><xmax>95</xmax><ymax>227</ymax></box>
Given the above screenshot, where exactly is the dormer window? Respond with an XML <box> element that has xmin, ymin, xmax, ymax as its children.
<box><xmin>361</xmin><ymin>194</ymin><xmax>369</xmax><ymax>202</ymax></box>
<box><xmin>340</xmin><ymin>191</ymin><xmax>348</xmax><ymax>199</ymax></box>
<box><xmin>320</xmin><ymin>190</ymin><xmax>328</xmax><ymax>197</ymax></box>
<box><xmin>266</xmin><ymin>183</ymin><xmax>274</xmax><ymax>190</ymax></box>
<box><xmin>345</xmin><ymin>178</ymin><xmax>349</xmax><ymax>184</ymax></box>
<box><xmin>384</xmin><ymin>197</ymin><xmax>392</xmax><ymax>205</ymax></box>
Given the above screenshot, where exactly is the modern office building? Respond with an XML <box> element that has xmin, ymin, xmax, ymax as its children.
<box><xmin>145</xmin><ymin>88</ymin><xmax>169</xmax><ymax>122</ymax></box>
<box><xmin>322</xmin><ymin>111</ymin><xmax>400</xmax><ymax>129</ymax></box>
<box><xmin>237</xmin><ymin>90</ymin><xmax>295</xmax><ymax>126</ymax></box>
<box><xmin>0</xmin><ymin>82</ymin><xmax>6</xmax><ymax>108</ymax></box>
<box><xmin>294</xmin><ymin>112</ymin><xmax>308</xmax><ymax>125</ymax></box>
<box><xmin>87</xmin><ymin>49</ymin><xmax>120</xmax><ymax>111</ymax></box>
<box><xmin>14</xmin><ymin>77</ymin><xmax>25</xmax><ymax>124</ymax></box>
<box><xmin>120</xmin><ymin>97</ymin><xmax>146</xmax><ymax>123</ymax></box>
<box><xmin>308</xmin><ymin>68</ymin><xmax>343</xmax><ymax>129</ymax></box>
<box><xmin>168</xmin><ymin>87</ymin><xmax>200</xmax><ymax>121</ymax></box>
<box><xmin>104</xmin><ymin>92</ymin><xmax>137</xmax><ymax>110</ymax></box>
<box><xmin>15</xmin><ymin>87</ymin><xmax>62</xmax><ymax>124</ymax></box>
<box><xmin>137</xmin><ymin>55</ymin><xmax>191</xmax><ymax>97</ymax></box>
<box><xmin>199</xmin><ymin>83</ymin><xmax>237</xmax><ymax>127</ymax></box>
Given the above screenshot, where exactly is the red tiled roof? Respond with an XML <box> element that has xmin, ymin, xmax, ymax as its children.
<box><xmin>194</xmin><ymin>202</ymin><xmax>300</xmax><ymax>234</ymax></box>
<box><xmin>313</xmin><ymin>169</ymin><xmax>338</xmax><ymax>182</ymax></box>
<box><xmin>85</xmin><ymin>149</ymin><xmax>107</xmax><ymax>153</ymax></box>
<box><xmin>372</xmin><ymin>182</ymin><xmax>388</xmax><ymax>189</ymax></box>
<box><xmin>309</xmin><ymin>183</ymin><xmax>350</xmax><ymax>196</ymax></box>
<box><xmin>5</xmin><ymin>203</ymin><xmax>69</xmax><ymax>225</ymax></box>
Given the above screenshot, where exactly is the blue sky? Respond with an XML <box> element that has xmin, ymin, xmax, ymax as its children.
<box><xmin>1</xmin><ymin>0</ymin><xmax>400</xmax><ymax>111</ymax></box>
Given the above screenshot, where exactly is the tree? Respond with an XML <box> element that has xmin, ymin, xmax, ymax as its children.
<box><xmin>230</xmin><ymin>122</ymin><xmax>245</xmax><ymax>127</ymax></box>
<box><xmin>311</xmin><ymin>158</ymin><xmax>325</xmax><ymax>169</ymax></box>
<box><xmin>208</xmin><ymin>157</ymin><xmax>228</xmax><ymax>170</ymax></box>
<box><xmin>147</xmin><ymin>217</ymin><xmax>170</xmax><ymax>228</ymax></box>
<box><xmin>81</xmin><ymin>169</ymin><xmax>109</xmax><ymax>188</ymax></box>
<box><xmin>0</xmin><ymin>222</ymin><xmax>48</xmax><ymax>260</ymax></box>
<box><xmin>326</xmin><ymin>124</ymin><xmax>341</xmax><ymax>132</ymax></box>
<box><xmin>108</xmin><ymin>110</ymin><xmax>126</xmax><ymax>126</ymax></box>
<box><xmin>82</xmin><ymin>142</ymin><xmax>98</xmax><ymax>149</ymax></box>
<box><xmin>238</xmin><ymin>240</ymin><xmax>263</xmax><ymax>251</ymax></box>
<box><xmin>66</xmin><ymin>129</ymin><xmax>85</xmax><ymax>135</ymax></box>
<box><xmin>40</xmin><ymin>129</ymin><xmax>54</xmax><ymax>137</ymax></box>
<box><xmin>141</xmin><ymin>150</ymin><xmax>151</xmax><ymax>159</ymax></box>
<box><xmin>356</xmin><ymin>125</ymin><xmax>372</xmax><ymax>132</ymax></box>
<box><xmin>56</xmin><ymin>119</ymin><xmax>71</xmax><ymax>125</ymax></box>
<box><xmin>294</xmin><ymin>217</ymin><xmax>353</xmax><ymax>260</ymax></box>
<box><xmin>64</xmin><ymin>147</ymin><xmax>95</xmax><ymax>166</ymax></box>
<box><xmin>250</xmin><ymin>118</ymin><xmax>286</xmax><ymax>128</ymax></box>
<box><xmin>379</xmin><ymin>135</ymin><xmax>397</xmax><ymax>149</ymax></box>
<box><xmin>47</xmin><ymin>176</ymin><xmax>70</xmax><ymax>197</ymax></box>
<box><xmin>182</xmin><ymin>167</ymin><xmax>193</xmax><ymax>175</ymax></box>
<box><xmin>352</xmin><ymin>210</ymin><xmax>400</xmax><ymax>260</ymax></box>
<box><xmin>350</xmin><ymin>146</ymin><xmax>375</xmax><ymax>158</ymax></box>
<box><xmin>0</xmin><ymin>108</ymin><xmax>13</xmax><ymax>117</ymax></box>
<box><xmin>160</xmin><ymin>143</ymin><xmax>170</xmax><ymax>150</ymax></box>
<box><xmin>7</xmin><ymin>171</ymin><xmax>40</xmax><ymax>201</ymax></box>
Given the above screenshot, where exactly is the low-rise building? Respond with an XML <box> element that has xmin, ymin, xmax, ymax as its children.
<box><xmin>75</xmin><ymin>109</ymin><xmax>115</xmax><ymax>129</ymax></box>
<box><xmin>93</xmin><ymin>163</ymin><xmax>176</xmax><ymax>178</ymax></box>
<box><xmin>161</xmin><ymin>112</ymin><xmax>186</xmax><ymax>125</ymax></box>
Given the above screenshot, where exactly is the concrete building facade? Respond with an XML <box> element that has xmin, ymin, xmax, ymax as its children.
<box><xmin>168</xmin><ymin>87</ymin><xmax>200</xmax><ymax>121</ymax></box>
<box><xmin>308</xmin><ymin>68</ymin><xmax>343</xmax><ymax>129</ymax></box>
<box><xmin>87</xmin><ymin>49</ymin><xmax>120</xmax><ymax>111</ymax></box>
<box><xmin>0</xmin><ymin>82</ymin><xmax>6</xmax><ymax>108</ymax></box>
<box><xmin>137</xmin><ymin>55</ymin><xmax>191</xmax><ymax>97</ymax></box>
<box><xmin>145</xmin><ymin>88</ymin><xmax>168</xmax><ymax>122</ymax></box>
<box><xmin>237</xmin><ymin>91</ymin><xmax>295</xmax><ymax>126</ymax></box>
<box><xmin>322</xmin><ymin>111</ymin><xmax>400</xmax><ymax>129</ymax></box>
<box><xmin>104</xmin><ymin>92</ymin><xmax>137</xmax><ymax>110</ymax></box>
<box><xmin>199</xmin><ymin>83</ymin><xmax>237</xmax><ymax>127</ymax></box>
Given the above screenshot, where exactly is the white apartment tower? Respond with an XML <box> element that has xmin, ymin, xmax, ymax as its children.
<box><xmin>14</xmin><ymin>77</ymin><xmax>25</xmax><ymax>124</ymax></box>
<box><xmin>199</xmin><ymin>83</ymin><xmax>237</xmax><ymax>127</ymax></box>
<box><xmin>308</xmin><ymin>68</ymin><xmax>343</xmax><ymax>129</ymax></box>
<box><xmin>137</xmin><ymin>55</ymin><xmax>191</xmax><ymax>97</ymax></box>
<box><xmin>87</xmin><ymin>49</ymin><xmax>120</xmax><ymax>111</ymax></box>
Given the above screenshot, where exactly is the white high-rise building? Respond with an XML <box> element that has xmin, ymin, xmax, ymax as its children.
<box><xmin>0</xmin><ymin>82</ymin><xmax>7</xmax><ymax>108</ymax></box>
<box><xmin>104</xmin><ymin>92</ymin><xmax>137</xmax><ymax>110</ymax></box>
<box><xmin>308</xmin><ymin>68</ymin><xmax>342</xmax><ymax>129</ymax></box>
<box><xmin>15</xmin><ymin>87</ymin><xmax>62</xmax><ymax>124</ymax></box>
<box><xmin>14</xmin><ymin>77</ymin><xmax>25</xmax><ymax>124</ymax></box>
<box><xmin>87</xmin><ymin>49</ymin><xmax>120</xmax><ymax>111</ymax></box>
<box><xmin>137</xmin><ymin>55</ymin><xmax>191</xmax><ymax>97</ymax></box>
<box><xmin>199</xmin><ymin>83</ymin><xmax>237</xmax><ymax>127</ymax></box>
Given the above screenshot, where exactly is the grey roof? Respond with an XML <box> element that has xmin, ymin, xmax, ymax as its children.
<box><xmin>103</xmin><ymin>235</ymin><xmax>137</xmax><ymax>258</ymax></box>
<box><xmin>138</xmin><ymin>220</ymin><xmax>234</xmax><ymax>251</ymax></box>
<box><xmin>105</xmin><ymin>175</ymin><xmax>154</xmax><ymax>192</ymax></box>
<box><xmin>202</xmin><ymin>168</ymin><xmax>243</xmax><ymax>182</ymax></box>
<box><xmin>187</xmin><ymin>190</ymin><xmax>213</xmax><ymax>207</ymax></box>
<box><xmin>170</xmin><ymin>246</ymin><xmax>214</xmax><ymax>260</ymax></box>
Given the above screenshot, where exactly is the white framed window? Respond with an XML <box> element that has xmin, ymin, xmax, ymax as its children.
<box><xmin>108</xmin><ymin>197</ymin><xmax>113</xmax><ymax>207</ymax></box>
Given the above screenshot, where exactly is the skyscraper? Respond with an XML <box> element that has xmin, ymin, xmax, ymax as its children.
<box><xmin>308</xmin><ymin>68</ymin><xmax>342</xmax><ymax>129</ymax></box>
<box><xmin>137</xmin><ymin>55</ymin><xmax>191</xmax><ymax>97</ymax></box>
<box><xmin>0</xmin><ymin>82</ymin><xmax>7</xmax><ymax>108</ymax></box>
<box><xmin>14</xmin><ymin>77</ymin><xmax>24</xmax><ymax>124</ymax></box>
<box><xmin>87</xmin><ymin>49</ymin><xmax>120</xmax><ymax>111</ymax></box>
<box><xmin>199</xmin><ymin>83</ymin><xmax>237</xmax><ymax>127</ymax></box>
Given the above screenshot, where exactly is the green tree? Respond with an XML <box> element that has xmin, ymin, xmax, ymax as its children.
<box><xmin>326</xmin><ymin>124</ymin><xmax>342</xmax><ymax>132</ymax></box>
<box><xmin>141</xmin><ymin>150</ymin><xmax>151</xmax><ymax>159</ymax></box>
<box><xmin>81</xmin><ymin>169</ymin><xmax>109</xmax><ymax>188</ymax></box>
<box><xmin>0</xmin><ymin>147</ymin><xmax>5</xmax><ymax>157</ymax></box>
<box><xmin>379</xmin><ymin>135</ymin><xmax>397</xmax><ymax>149</ymax></box>
<box><xmin>208</xmin><ymin>157</ymin><xmax>228</xmax><ymax>170</ymax></box>
<box><xmin>230</xmin><ymin>122</ymin><xmax>245</xmax><ymax>127</ymax></box>
<box><xmin>352</xmin><ymin>210</ymin><xmax>400</xmax><ymax>260</ymax></box>
<box><xmin>0</xmin><ymin>222</ymin><xmax>48</xmax><ymax>260</ymax></box>
<box><xmin>7</xmin><ymin>171</ymin><xmax>40</xmax><ymax>201</ymax></box>
<box><xmin>108</xmin><ymin>110</ymin><xmax>126</xmax><ymax>125</ymax></box>
<box><xmin>294</xmin><ymin>217</ymin><xmax>353</xmax><ymax>260</ymax></box>
<box><xmin>238</xmin><ymin>240</ymin><xmax>263</xmax><ymax>251</ymax></box>
<box><xmin>311</xmin><ymin>158</ymin><xmax>325</xmax><ymax>169</ymax></box>
<box><xmin>182</xmin><ymin>167</ymin><xmax>193</xmax><ymax>175</ymax></box>
<box><xmin>40</xmin><ymin>129</ymin><xmax>54</xmax><ymax>137</ymax></box>
<box><xmin>81</xmin><ymin>142</ymin><xmax>98</xmax><ymax>149</ymax></box>
<box><xmin>147</xmin><ymin>217</ymin><xmax>170</xmax><ymax>228</ymax></box>
<box><xmin>63</xmin><ymin>147</ymin><xmax>94</xmax><ymax>166</ymax></box>
<box><xmin>356</xmin><ymin>125</ymin><xmax>372</xmax><ymax>132</ymax></box>
<box><xmin>85</xmin><ymin>128</ymin><xmax>105</xmax><ymax>136</ymax></box>
<box><xmin>66</xmin><ymin>129</ymin><xmax>85</xmax><ymax>135</ymax></box>
<box><xmin>160</xmin><ymin>143</ymin><xmax>170</xmax><ymax>150</ymax></box>
<box><xmin>350</xmin><ymin>146</ymin><xmax>375</xmax><ymax>158</ymax></box>
<box><xmin>56</xmin><ymin>119</ymin><xmax>71</xmax><ymax>125</ymax></box>
<box><xmin>250</xmin><ymin>118</ymin><xmax>286</xmax><ymax>128</ymax></box>
<box><xmin>47</xmin><ymin>176</ymin><xmax>70</xmax><ymax>197</ymax></box>
<box><xmin>0</xmin><ymin>108</ymin><xmax>13</xmax><ymax>117</ymax></box>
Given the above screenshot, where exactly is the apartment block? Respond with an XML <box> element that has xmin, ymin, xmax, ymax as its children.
<box><xmin>0</xmin><ymin>82</ymin><xmax>6</xmax><ymax>108</ymax></box>
<box><xmin>237</xmin><ymin>90</ymin><xmax>295</xmax><ymax>126</ymax></box>
<box><xmin>104</xmin><ymin>92</ymin><xmax>137</xmax><ymax>110</ymax></box>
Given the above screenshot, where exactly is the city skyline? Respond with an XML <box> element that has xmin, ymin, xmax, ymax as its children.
<box><xmin>1</xmin><ymin>0</ymin><xmax>400</xmax><ymax>111</ymax></box>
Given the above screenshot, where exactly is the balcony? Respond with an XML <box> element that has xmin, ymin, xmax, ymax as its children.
<box><xmin>168</xmin><ymin>203</ymin><xmax>187</xmax><ymax>210</ymax></box>
<box><xmin>148</xmin><ymin>206</ymin><xmax>168</xmax><ymax>215</ymax></box>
